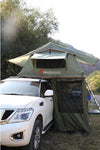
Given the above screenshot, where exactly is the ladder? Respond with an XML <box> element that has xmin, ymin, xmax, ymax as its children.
<box><xmin>85</xmin><ymin>79</ymin><xmax>100</xmax><ymax>110</ymax></box>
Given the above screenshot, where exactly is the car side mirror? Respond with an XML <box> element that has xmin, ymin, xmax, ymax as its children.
<box><xmin>44</xmin><ymin>90</ymin><xmax>53</xmax><ymax>97</ymax></box>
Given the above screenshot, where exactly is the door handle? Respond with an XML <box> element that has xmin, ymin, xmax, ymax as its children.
<box><xmin>50</xmin><ymin>99</ymin><xmax>53</xmax><ymax>101</ymax></box>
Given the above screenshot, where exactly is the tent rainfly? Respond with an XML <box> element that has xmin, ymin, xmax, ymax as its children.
<box><xmin>8</xmin><ymin>42</ymin><xmax>98</xmax><ymax>132</ymax></box>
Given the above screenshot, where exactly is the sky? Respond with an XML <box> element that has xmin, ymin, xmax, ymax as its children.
<box><xmin>26</xmin><ymin>0</ymin><xmax>100</xmax><ymax>58</ymax></box>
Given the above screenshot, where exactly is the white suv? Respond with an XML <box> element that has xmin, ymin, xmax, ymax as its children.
<box><xmin>0</xmin><ymin>77</ymin><xmax>53</xmax><ymax>150</ymax></box>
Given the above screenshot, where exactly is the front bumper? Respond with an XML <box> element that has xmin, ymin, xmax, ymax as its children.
<box><xmin>0</xmin><ymin>121</ymin><xmax>33</xmax><ymax>147</ymax></box>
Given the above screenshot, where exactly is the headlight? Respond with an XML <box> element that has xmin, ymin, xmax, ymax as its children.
<box><xmin>8</xmin><ymin>108</ymin><xmax>33</xmax><ymax>123</ymax></box>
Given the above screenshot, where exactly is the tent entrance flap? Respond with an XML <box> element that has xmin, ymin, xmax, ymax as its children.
<box><xmin>51</xmin><ymin>79</ymin><xmax>89</xmax><ymax>132</ymax></box>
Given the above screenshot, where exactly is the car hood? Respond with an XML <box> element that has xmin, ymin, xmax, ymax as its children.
<box><xmin>0</xmin><ymin>94</ymin><xmax>39</xmax><ymax>108</ymax></box>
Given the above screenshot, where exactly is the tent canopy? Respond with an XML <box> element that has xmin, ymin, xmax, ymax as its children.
<box><xmin>8</xmin><ymin>42</ymin><xmax>91</xmax><ymax>132</ymax></box>
<box><xmin>8</xmin><ymin>42</ymin><xmax>98</xmax><ymax>67</ymax></box>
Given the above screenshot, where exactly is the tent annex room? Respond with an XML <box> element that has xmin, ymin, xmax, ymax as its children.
<box><xmin>9</xmin><ymin>42</ymin><xmax>98</xmax><ymax>132</ymax></box>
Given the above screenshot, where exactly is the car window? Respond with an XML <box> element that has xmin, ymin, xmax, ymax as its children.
<box><xmin>40</xmin><ymin>82</ymin><xmax>51</xmax><ymax>97</ymax></box>
<box><xmin>0</xmin><ymin>80</ymin><xmax>40</xmax><ymax>97</ymax></box>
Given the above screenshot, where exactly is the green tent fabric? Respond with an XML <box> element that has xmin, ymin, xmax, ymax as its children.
<box><xmin>8</xmin><ymin>42</ymin><xmax>98</xmax><ymax>66</ymax></box>
<box><xmin>51</xmin><ymin>78</ymin><xmax>89</xmax><ymax>132</ymax></box>
<box><xmin>18</xmin><ymin>51</ymin><xmax>84</xmax><ymax>78</ymax></box>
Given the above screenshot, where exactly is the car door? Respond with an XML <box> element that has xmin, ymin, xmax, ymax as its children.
<box><xmin>40</xmin><ymin>82</ymin><xmax>53</xmax><ymax>125</ymax></box>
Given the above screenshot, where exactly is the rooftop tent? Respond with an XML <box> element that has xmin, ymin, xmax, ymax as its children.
<box><xmin>8</xmin><ymin>42</ymin><xmax>98</xmax><ymax>66</ymax></box>
<box><xmin>18</xmin><ymin>50</ymin><xmax>84</xmax><ymax>78</ymax></box>
<box><xmin>8</xmin><ymin>42</ymin><xmax>98</xmax><ymax>132</ymax></box>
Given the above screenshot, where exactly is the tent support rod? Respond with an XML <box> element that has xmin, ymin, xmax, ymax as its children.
<box><xmin>85</xmin><ymin>79</ymin><xmax>100</xmax><ymax>110</ymax></box>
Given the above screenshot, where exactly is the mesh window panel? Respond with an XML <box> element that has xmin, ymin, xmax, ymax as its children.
<box><xmin>36</xmin><ymin>59</ymin><xmax>66</xmax><ymax>68</ymax></box>
<box><xmin>57</xmin><ymin>81</ymin><xmax>83</xmax><ymax>113</ymax></box>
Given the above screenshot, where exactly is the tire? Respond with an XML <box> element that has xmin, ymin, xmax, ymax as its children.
<box><xmin>23</xmin><ymin>119</ymin><xmax>42</xmax><ymax>150</ymax></box>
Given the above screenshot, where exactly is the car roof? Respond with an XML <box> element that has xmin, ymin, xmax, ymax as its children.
<box><xmin>2</xmin><ymin>77</ymin><xmax>47</xmax><ymax>83</ymax></box>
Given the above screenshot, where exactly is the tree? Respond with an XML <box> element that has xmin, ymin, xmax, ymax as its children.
<box><xmin>1</xmin><ymin>0</ymin><xmax>58</xmax><ymax>79</ymax></box>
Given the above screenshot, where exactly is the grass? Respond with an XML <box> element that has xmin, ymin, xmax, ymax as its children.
<box><xmin>88</xmin><ymin>100</ymin><xmax>99</xmax><ymax>110</ymax></box>
<box><xmin>41</xmin><ymin>114</ymin><xmax>100</xmax><ymax>150</ymax></box>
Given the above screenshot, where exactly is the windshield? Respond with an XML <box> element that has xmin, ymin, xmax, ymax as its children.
<box><xmin>0</xmin><ymin>80</ymin><xmax>40</xmax><ymax>97</ymax></box>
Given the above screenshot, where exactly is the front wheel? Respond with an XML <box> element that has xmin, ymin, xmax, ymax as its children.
<box><xmin>23</xmin><ymin>119</ymin><xmax>42</xmax><ymax>150</ymax></box>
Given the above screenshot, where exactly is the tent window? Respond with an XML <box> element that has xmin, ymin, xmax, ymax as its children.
<box><xmin>57</xmin><ymin>81</ymin><xmax>83</xmax><ymax>113</ymax></box>
<box><xmin>36</xmin><ymin>59</ymin><xmax>66</xmax><ymax>69</ymax></box>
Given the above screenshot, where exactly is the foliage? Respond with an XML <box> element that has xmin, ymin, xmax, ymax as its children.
<box><xmin>1</xmin><ymin>0</ymin><xmax>58</xmax><ymax>79</ymax></box>
<box><xmin>87</xmin><ymin>71</ymin><xmax>100</xmax><ymax>94</ymax></box>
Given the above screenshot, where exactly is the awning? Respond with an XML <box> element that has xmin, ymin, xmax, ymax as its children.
<box><xmin>31</xmin><ymin>52</ymin><xmax>67</xmax><ymax>60</ymax></box>
<box><xmin>8</xmin><ymin>55</ymin><xmax>30</xmax><ymax>67</ymax></box>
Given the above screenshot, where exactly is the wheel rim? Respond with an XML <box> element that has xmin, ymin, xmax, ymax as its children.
<box><xmin>34</xmin><ymin>126</ymin><xmax>41</xmax><ymax>149</ymax></box>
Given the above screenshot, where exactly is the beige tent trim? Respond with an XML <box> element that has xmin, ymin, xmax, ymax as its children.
<box><xmin>8</xmin><ymin>55</ymin><xmax>30</xmax><ymax>67</ymax></box>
